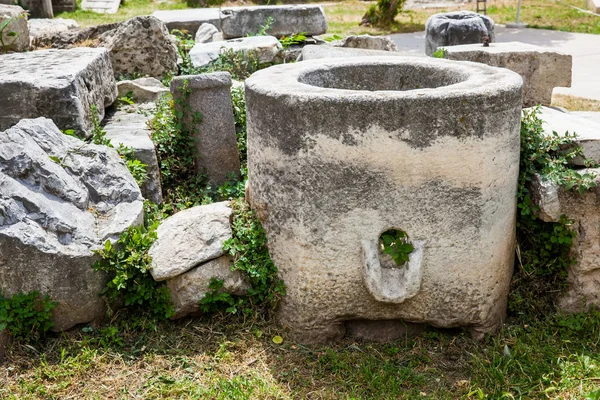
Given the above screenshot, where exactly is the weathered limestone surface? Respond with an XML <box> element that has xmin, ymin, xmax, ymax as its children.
<box><xmin>51</xmin><ymin>0</ymin><xmax>76</xmax><ymax>12</ymax></box>
<box><xmin>152</xmin><ymin>8</ymin><xmax>221</xmax><ymax>37</ymax></box>
<box><xmin>529</xmin><ymin>171</ymin><xmax>600</xmax><ymax>313</ymax></box>
<box><xmin>0</xmin><ymin>47</ymin><xmax>117</xmax><ymax>136</ymax></box>
<box><xmin>167</xmin><ymin>255</ymin><xmax>249</xmax><ymax>319</ymax></box>
<box><xmin>99</xmin><ymin>16</ymin><xmax>178</xmax><ymax>78</ymax></box>
<box><xmin>0</xmin><ymin>118</ymin><xmax>144</xmax><ymax>331</ymax></box>
<box><xmin>534</xmin><ymin>106</ymin><xmax>600</xmax><ymax>165</ymax></box>
<box><xmin>332</xmin><ymin>34</ymin><xmax>397</xmax><ymax>51</ymax></box>
<box><xmin>116</xmin><ymin>77</ymin><xmax>168</xmax><ymax>103</ymax></box>
<box><xmin>195</xmin><ymin>22</ymin><xmax>222</xmax><ymax>44</ymax></box>
<box><xmin>149</xmin><ymin>202</ymin><xmax>233</xmax><ymax>281</ymax></box>
<box><xmin>81</xmin><ymin>0</ymin><xmax>120</xmax><ymax>14</ymax></box>
<box><xmin>170</xmin><ymin>73</ymin><xmax>240</xmax><ymax>186</ymax></box>
<box><xmin>189</xmin><ymin>36</ymin><xmax>282</xmax><ymax>68</ymax></box>
<box><xmin>20</xmin><ymin>0</ymin><xmax>53</xmax><ymax>18</ymax></box>
<box><xmin>425</xmin><ymin>11</ymin><xmax>494</xmax><ymax>56</ymax></box>
<box><xmin>29</xmin><ymin>17</ymin><xmax>78</xmax><ymax>40</ymax></box>
<box><xmin>0</xmin><ymin>5</ymin><xmax>28</xmax><ymax>52</ymax></box>
<box><xmin>445</xmin><ymin>42</ymin><xmax>571</xmax><ymax>107</ymax></box>
<box><xmin>246</xmin><ymin>57</ymin><xmax>523</xmax><ymax>343</ymax></box>
<box><xmin>221</xmin><ymin>5</ymin><xmax>327</xmax><ymax>39</ymax></box>
<box><xmin>298</xmin><ymin>44</ymin><xmax>407</xmax><ymax>61</ymax></box>
<box><xmin>103</xmin><ymin>107</ymin><xmax>163</xmax><ymax>204</ymax></box>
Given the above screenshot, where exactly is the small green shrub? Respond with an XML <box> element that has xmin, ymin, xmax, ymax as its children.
<box><xmin>0</xmin><ymin>291</ymin><xmax>56</xmax><ymax>341</ymax></box>
<box><xmin>511</xmin><ymin>106</ymin><xmax>596</xmax><ymax>318</ymax></box>
<box><xmin>361</xmin><ymin>0</ymin><xmax>405</xmax><ymax>27</ymax></box>
<box><xmin>231</xmin><ymin>84</ymin><xmax>248</xmax><ymax>164</ymax></box>
<box><xmin>379</xmin><ymin>229</ymin><xmax>414</xmax><ymax>266</ymax></box>
<box><xmin>432</xmin><ymin>48</ymin><xmax>447</xmax><ymax>58</ymax></box>
<box><xmin>93</xmin><ymin>221</ymin><xmax>174</xmax><ymax>320</ymax></box>
<box><xmin>279</xmin><ymin>32</ymin><xmax>307</xmax><ymax>49</ymax></box>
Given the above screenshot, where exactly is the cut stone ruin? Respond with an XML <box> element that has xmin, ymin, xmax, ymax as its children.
<box><xmin>0</xmin><ymin>47</ymin><xmax>117</xmax><ymax>136</ymax></box>
<box><xmin>444</xmin><ymin>42</ymin><xmax>572</xmax><ymax>107</ymax></box>
<box><xmin>425</xmin><ymin>11</ymin><xmax>495</xmax><ymax>56</ymax></box>
<box><xmin>170</xmin><ymin>73</ymin><xmax>240</xmax><ymax>187</ymax></box>
<box><xmin>528</xmin><ymin>106</ymin><xmax>600</xmax><ymax>313</ymax></box>
<box><xmin>189</xmin><ymin>35</ymin><xmax>282</xmax><ymax>68</ymax></box>
<box><xmin>0</xmin><ymin>118</ymin><xmax>144</xmax><ymax>331</ymax></box>
<box><xmin>245</xmin><ymin>57</ymin><xmax>523</xmax><ymax>343</ymax></box>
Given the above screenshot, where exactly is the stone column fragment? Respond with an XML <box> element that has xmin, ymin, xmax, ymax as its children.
<box><xmin>170</xmin><ymin>73</ymin><xmax>241</xmax><ymax>187</ymax></box>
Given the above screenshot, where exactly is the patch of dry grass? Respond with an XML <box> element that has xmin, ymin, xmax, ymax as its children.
<box><xmin>552</xmin><ymin>93</ymin><xmax>600</xmax><ymax>111</ymax></box>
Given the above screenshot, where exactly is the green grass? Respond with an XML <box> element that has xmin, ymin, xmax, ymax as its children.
<box><xmin>3</xmin><ymin>308</ymin><xmax>600</xmax><ymax>398</ymax></box>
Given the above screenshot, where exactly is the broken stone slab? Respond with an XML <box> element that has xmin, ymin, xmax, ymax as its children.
<box><xmin>445</xmin><ymin>42</ymin><xmax>571</xmax><ymax>107</ymax></box>
<box><xmin>81</xmin><ymin>0</ymin><xmax>120</xmax><ymax>14</ymax></box>
<box><xmin>51</xmin><ymin>0</ymin><xmax>76</xmax><ymax>12</ymax></box>
<box><xmin>0</xmin><ymin>5</ymin><xmax>29</xmax><ymax>52</ymax></box>
<box><xmin>298</xmin><ymin>44</ymin><xmax>407</xmax><ymax>61</ymax></box>
<box><xmin>332</xmin><ymin>34</ymin><xmax>397</xmax><ymax>51</ymax></box>
<box><xmin>170</xmin><ymin>73</ymin><xmax>240</xmax><ymax>186</ymax></box>
<box><xmin>152</xmin><ymin>8</ymin><xmax>222</xmax><ymax>37</ymax></box>
<box><xmin>102</xmin><ymin>108</ymin><xmax>163</xmax><ymax>204</ymax></box>
<box><xmin>0</xmin><ymin>47</ymin><xmax>117</xmax><ymax>136</ymax></box>
<box><xmin>221</xmin><ymin>5</ymin><xmax>328</xmax><ymax>39</ymax></box>
<box><xmin>99</xmin><ymin>16</ymin><xmax>178</xmax><ymax>78</ymax></box>
<box><xmin>149</xmin><ymin>202</ymin><xmax>233</xmax><ymax>281</ymax></box>
<box><xmin>117</xmin><ymin>77</ymin><xmax>168</xmax><ymax>103</ymax></box>
<box><xmin>425</xmin><ymin>11</ymin><xmax>494</xmax><ymax>56</ymax></box>
<box><xmin>167</xmin><ymin>255</ymin><xmax>249</xmax><ymax>319</ymax></box>
<box><xmin>0</xmin><ymin>118</ymin><xmax>144</xmax><ymax>331</ymax></box>
<box><xmin>533</xmin><ymin>106</ymin><xmax>600</xmax><ymax>166</ymax></box>
<box><xmin>195</xmin><ymin>22</ymin><xmax>223</xmax><ymax>44</ymax></box>
<box><xmin>528</xmin><ymin>170</ymin><xmax>600</xmax><ymax>314</ymax></box>
<box><xmin>28</xmin><ymin>18</ymin><xmax>78</xmax><ymax>41</ymax></box>
<box><xmin>189</xmin><ymin>35</ymin><xmax>283</xmax><ymax>68</ymax></box>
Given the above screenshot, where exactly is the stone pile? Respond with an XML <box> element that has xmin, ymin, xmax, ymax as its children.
<box><xmin>148</xmin><ymin>202</ymin><xmax>249</xmax><ymax>319</ymax></box>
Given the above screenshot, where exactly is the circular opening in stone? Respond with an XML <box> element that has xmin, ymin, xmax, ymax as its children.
<box><xmin>298</xmin><ymin>64</ymin><xmax>467</xmax><ymax>92</ymax></box>
<box><xmin>378</xmin><ymin>229</ymin><xmax>414</xmax><ymax>269</ymax></box>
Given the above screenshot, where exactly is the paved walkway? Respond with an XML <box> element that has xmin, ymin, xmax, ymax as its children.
<box><xmin>390</xmin><ymin>26</ymin><xmax>600</xmax><ymax>100</ymax></box>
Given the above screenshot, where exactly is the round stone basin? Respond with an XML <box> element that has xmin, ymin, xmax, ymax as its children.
<box><xmin>245</xmin><ymin>57</ymin><xmax>523</xmax><ymax>343</ymax></box>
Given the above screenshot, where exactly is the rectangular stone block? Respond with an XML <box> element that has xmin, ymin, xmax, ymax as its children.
<box><xmin>51</xmin><ymin>0</ymin><xmax>76</xmax><ymax>12</ymax></box>
<box><xmin>103</xmin><ymin>108</ymin><xmax>163</xmax><ymax>204</ymax></box>
<box><xmin>221</xmin><ymin>5</ymin><xmax>328</xmax><ymax>39</ymax></box>
<box><xmin>444</xmin><ymin>41</ymin><xmax>572</xmax><ymax>107</ymax></box>
<box><xmin>0</xmin><ymin>47</ymin><xmax>117</xmax><ymax>136</ymax></box>
<box><xmin>152</xmin><ymin>8</ymin><xmax>221</xmax><ymax>37</ymax></box>
<box><xmin>170</xmin><ymin>73</ymin><xmax>240</xmax><ymax>187</ymax></box>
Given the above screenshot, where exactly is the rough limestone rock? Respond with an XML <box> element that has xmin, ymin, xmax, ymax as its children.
<box><xmin>189</xmin><ymin>36</ymin><xmax>282</xmax><ymax>68</ymax></box>
<box><xmin>152</xmin><ymin>8</ymin><xmax>222</xmax><ymax>38</ymax></box>
<box><xmin>170</xmin><ymin>73</ymin><xmax>240</xmax><ymax>186</ymax></box>
<box><xmin>529</xmin><ymin>171</ymin><xmax>600</xmax><ymax>313</ymax></box>
<box><xmin>149</xmin><ymin>202</ymin><xmax>233</xmax><ymax>281</ymax></box>
<box><xmin>221</xmin><ymin>5</ymin><xmax>328</xmax><ymax>39</ymax></box>
<box><xmin>103</xmin><ymin>107</ymin><xmax>163</xmax><ymax>204</ymax></box>
<box><xmin>534</xmin><ymin>106</ymin><xmax>600</xmax><ymax>165</ymax></box>
<box><xmin>332</xmin><ymin>34</ymin><xmax>397</xmax><ymax>51</ymax></box>
<box><xmin>0</xmin><ymin>47</ymin><xmax>117</xmax><ymax>136</ymax></box>
<box><xmin>0</xmin><ymin>5</ymin><xmax>28</xmax><ymax>52</ymax></box>
<box><xmin>425</xmin><ymin>11</ymin><xmax>494</xmax><ymax>56</ymax></box>
<box><xmin>445</xmin><ymin>42</ymin><xmax>571</xmax><ymax>107</ymax></box>
<box><xmin>195</xmin><ymin>22</ymin><xmax>222</xmax><ymax>44</ymax></box>
<box><xmin>99</xmin><ymin>16</ymin><xmax>178</xmax><ymax>78</ymax></box>
<box><xmin>298</xmin><ymin>44</ymin><xmax>407</xmax><ymax>61</ymax></box>
<box><xmin>246</xmin><ymin>57</ymin><xmax>523</xmax><ymax>343</ymax></box>
<box><xmin>29</xmin><ymin>18</ymin><xmax>78</xmax><ymax>41</ymax></box>
<box><xmin>116</xmin><ymin>77</ymin><xmax>168</xmax><ymax>103</ymax></box>
<box><xmin>167</xmin><ymin>255</ymin><xmax>249</xmax><ymax>319</ymax></box>
<box><xmin>0</xmin><ymin>118</ymin><xmax>144</xmax><ymax>331</ymax></box>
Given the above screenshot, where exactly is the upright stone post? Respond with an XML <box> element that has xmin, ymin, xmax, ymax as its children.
<box><xmin>170</xmin><ymin>73</ymin><xmax>241</xmax><ymax>187</ymax></box>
